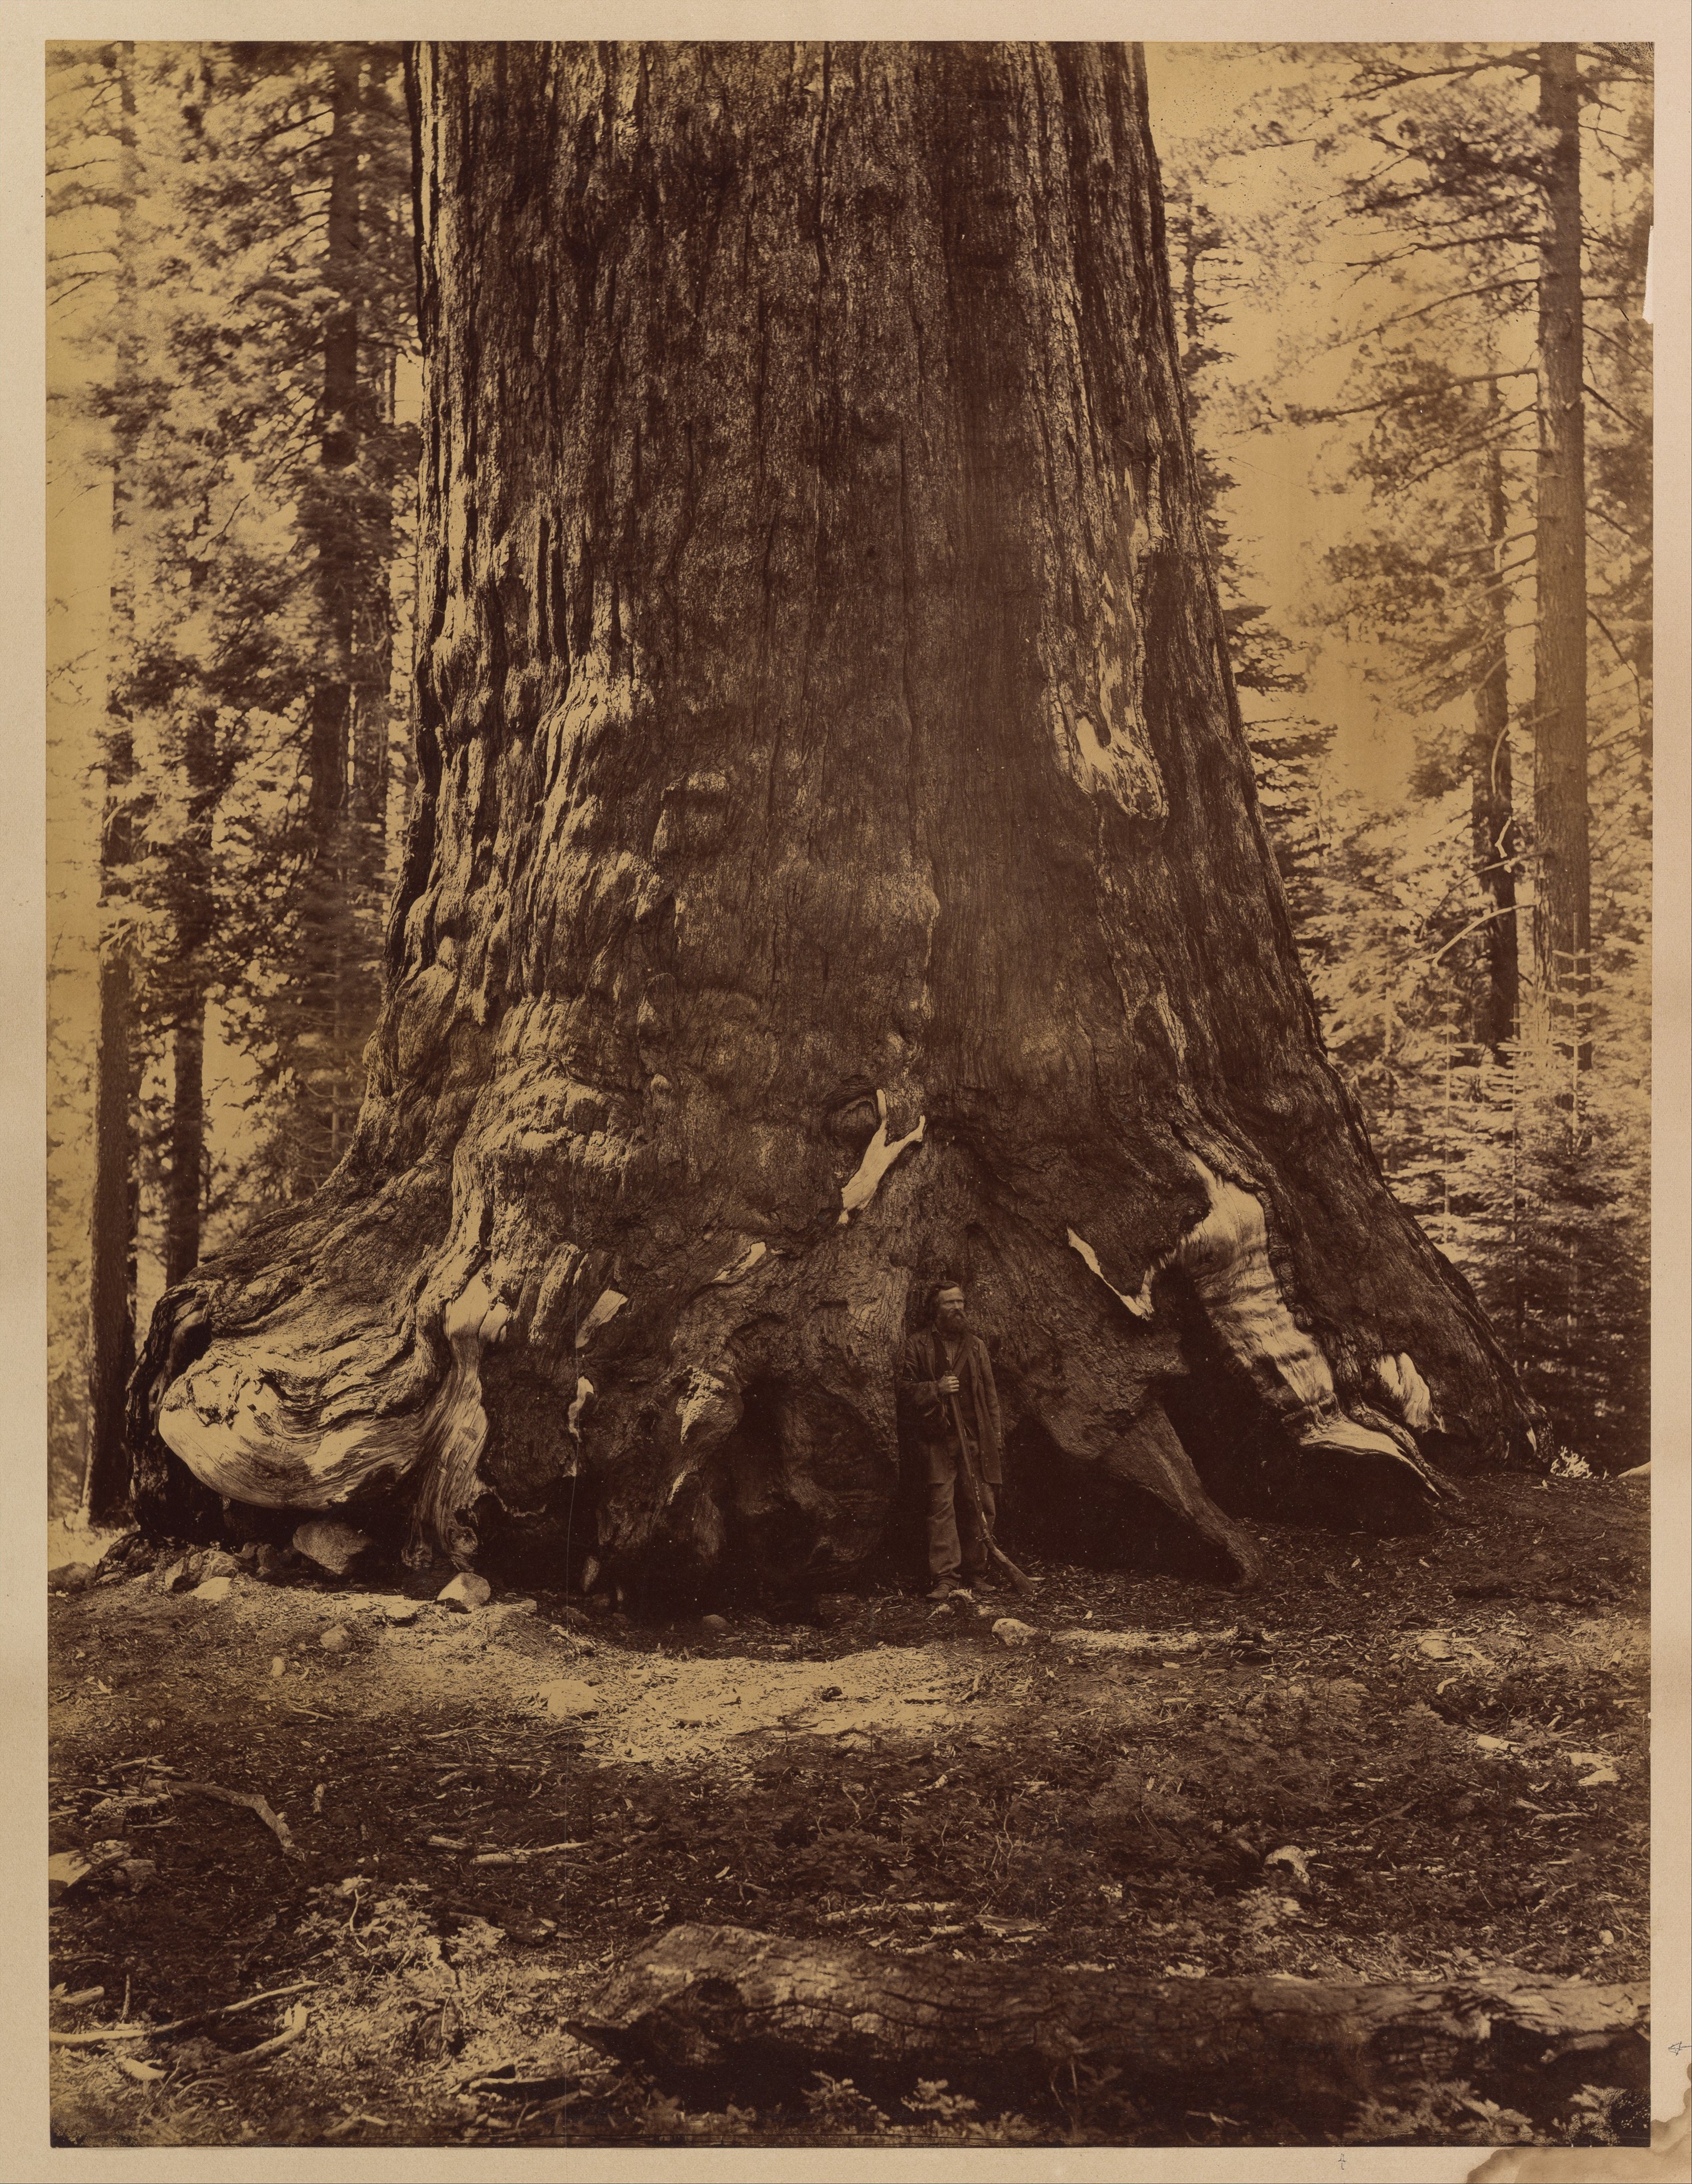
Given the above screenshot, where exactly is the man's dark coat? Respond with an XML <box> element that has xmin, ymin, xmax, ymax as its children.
<box><xmin>897</xmin><ymin>1329</ymin><xmax>1004</xmax><ymax>1484</ymax></box>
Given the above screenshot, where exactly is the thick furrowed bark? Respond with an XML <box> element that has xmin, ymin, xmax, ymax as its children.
<box><xmin>128</xmin><ymin>43</ymin><xmax>1535</xmax><ymax>1586</ymax></box>
<box><xmin>571</xmin><ymin>1925</ymin><xmax>1648</xmax><ymax>2125</ymax></box>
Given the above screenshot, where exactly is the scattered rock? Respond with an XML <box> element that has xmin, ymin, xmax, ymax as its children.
<box><xmin>318</xmin><ymin>1623</ymin><xmax>353</xmax><ymax>1653</ymax></box>
<box><xmin>700</xmin><ymin>1614</ymin><xmax>730</xmax><ymax>1636</ymax></box>
<box><xmin>115</xmin><ymin>1858</ymin><xmax>157</xmax><ymax>1893</ymax></box>
<box><xmin>191</xmin><ymin>1575</ymin><xmax>235</xmax><ymax>1603</ymax></box>
<box><xmin>812</xmin><ymin>1594</ymin><xmax>855</xmax><ymax>1626</ymax></box>
<box><xmin>555</xmin><ymin>1606</ymin><xmax>591</xmax><ymax>1632</ymax></box>
<box><xmin>48</xmin><ymin>1852</ymin><xmax>92</xmax><ymax>1903</ymax></box>
<box><xmin>491</xmin><ymin>1598</ymin><xmax>538</xmax><ymax>1620</ymax></box>
<box><xmin>438</xmin><ymin>1571</ymin><xmax>493</xmax><ymax>1611</ymax></box>
<box><xmin>769</xmin><ymin>1643</ymin><xmax>794</xmax><ymax>1658</ymax></box>
<box><xmin>1417</xmin><ymin>1634</ymin><xmax>1455</xmax><ymax>1660</ymax></box>
<box><xmin>376</xmin><ymin>1597</ymin><xmax>420</xmax><ymax>1624</ymax></box>
<box><xmin>157</xmin><ymin>1557</ymin><xmax>194</xmax><ymax>1595</ymax></box>
<box><xmin>1264</xmin><ymin>1845</ymin><xmax>1311</xmax><ymax>1887</ymax></box>
<box><xmin>293</xmin><ymin>1520</ymin><xmax>373</xmax><ymax>1577</ymax></box>
<box><xmin>992</xmin><ymin>1617</ymin><xmax>1037</xmax><ymax>1647</ymax></box>
<box><xmin>538</xmin><ymin>1678</ymin><xmax>600</xmax><ymax>1720</ymax></box>
<box><xmin>255</xmin><ymin>1544</ymin><xmax>297</xmax><ymax>1583</ymax></box>
<box><xmin>270</xmin><ymin>1656</ymin><xmax>286</xmax><ymax>1679</ymax></box>
<box><xmin>200</xmin><ymin>1549</ymin><xmax>243</xmax><ymax>1579</ymax></box>
<box><xmin>49</xmin><ymin>1563</ymin><xmax>97</xmax><ymax>1594</ymax></box>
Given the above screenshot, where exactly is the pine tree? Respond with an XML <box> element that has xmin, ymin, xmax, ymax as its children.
<box><xmin>1160</xmin><ymin>41</ymin><xmax>1652</xmax><ymax>1465</ymax></box>
<box><xmin>46</xmin><ymin>38</ymin><xmax>419</xmax><ymax>1512</ymax></box>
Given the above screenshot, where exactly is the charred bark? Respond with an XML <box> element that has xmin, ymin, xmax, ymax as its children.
<box><xmin>130</xmin><ymin>43</ymin><xmax>1533</xmax><ymax>1582</ymax></box>
<box><xmin>573</xmin><ymin>1924</ymin><xmax>1647</xmax><ymax>2125</ymax></box>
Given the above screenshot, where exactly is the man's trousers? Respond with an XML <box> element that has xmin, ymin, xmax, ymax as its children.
<box><xmin>924</xmin><ymin>1437</ymin><xmax>996</xmax><ymax>1583</ymax></box>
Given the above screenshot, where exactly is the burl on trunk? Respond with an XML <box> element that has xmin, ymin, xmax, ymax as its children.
<box><xmin>128</xmin><ymin>43</ymin><xmax>1531</xmax><ymax>1593</ymax></box>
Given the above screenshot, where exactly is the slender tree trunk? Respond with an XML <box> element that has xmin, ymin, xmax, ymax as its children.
<box><xmin>84</xmin><ymin>42</ymin><xmax>141</xmax><ymax>1524</ymax></box>
<box><xmin>87</xmin><ymin>711</ymin><xmax>139</xmax><ymax>1513</ymax></box>
<box><xmin>130</xmin><ymin>43</ymin><xmax>1532</xmax><ymax>1574</ymax></box>
<box><xmin>1531</xmin><ymin>42</ymin><xmax>1591</xmax><ymax>1069</ymax></box>
<box><xmin>162</xmin><ymin>704</ymin><xmax>217</xmax><ymax>1287</ymax></box>
<box><xmin>297</xmin><ymin>40</ymin><xmax>364</xmax><ymax>1177</ymax></box>
<box><xmin>163</xmin><ymin>1011</ymin><xmax>205</xmax><ymax>1286</ymax></box>
<box><xmin>1471</xmin><ymin>401</ymin><xmax>1518</xmax><ymax>1056</ymax></box>
<box><xmin>87</xmin><ymin>756</ymin><xmax>138</xmax><ymax>1516</ymax></box>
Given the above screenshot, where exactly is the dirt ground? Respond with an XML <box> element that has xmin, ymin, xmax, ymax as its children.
<box><xmin>47</xmin><ymin>1471</ymin><xmax>1649</xmax><ymax>2149</ymax></box>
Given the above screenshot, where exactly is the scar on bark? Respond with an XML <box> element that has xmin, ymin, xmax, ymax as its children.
<box><xmin>133</xmin><ymin>1136</ymin><xmax>1450</xmax><ymax>1583</ymax></box>
<box><xmin>1167</xmin><ymin>1163</ymin><xmax>1453</xmax><ymax>1502</ymax></box>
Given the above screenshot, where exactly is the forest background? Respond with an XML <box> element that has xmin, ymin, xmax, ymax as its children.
<box><xmin>43</xmin><ymin>37</ymin><xmax>1655</xmax><ymax>1528</ymax></box>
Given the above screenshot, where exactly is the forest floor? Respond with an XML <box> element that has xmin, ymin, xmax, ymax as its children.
<box><xmin>47</xmin><ymin>1471</ymin><xmax>1650</xmax><ymax>2150</ymax></box>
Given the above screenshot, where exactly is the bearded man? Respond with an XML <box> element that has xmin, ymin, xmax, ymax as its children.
<box><xmin>897</xmin><ymin>1283</ymin><xmax>1004</xmax><ymax>1600</ymax></box>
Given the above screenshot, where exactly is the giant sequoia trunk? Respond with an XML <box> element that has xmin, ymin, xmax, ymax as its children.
<box><xmin>129</xmin><ymin>43</ymin><xmax>1532</xmax><ymax>1591</ymax></box>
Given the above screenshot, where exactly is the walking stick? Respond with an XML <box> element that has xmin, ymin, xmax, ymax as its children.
<box><xmin>946</xmin><ymin>1386</ymin><xmax>1033</xmax><ymax>1596</ymax></box>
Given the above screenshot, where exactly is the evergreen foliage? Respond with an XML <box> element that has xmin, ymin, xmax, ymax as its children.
<box><xmin>1159</xmin><ymin>40</ymin><xmax>1651</xmax><ymax>1467</ymax></box>
<box><xmin>46</xmin><ymin>39</ymin><xmax>419</xmax><ymax>1505</ymax></box>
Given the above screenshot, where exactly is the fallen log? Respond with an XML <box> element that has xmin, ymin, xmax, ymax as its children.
<box><xmin>570</xmin><ymin>1925</ymin><xmax>1647</xmax><ymax>2125</ymax></box>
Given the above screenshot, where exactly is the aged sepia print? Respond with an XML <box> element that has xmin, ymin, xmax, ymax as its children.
<box><xmin>44</xmin><ymin>36</ymin><xmax>1657</xmax><ymax>2153</ymax></box>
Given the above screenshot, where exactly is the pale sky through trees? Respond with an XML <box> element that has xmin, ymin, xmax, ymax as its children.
<box><xmin>1143</xmin><ymin>42</ymin><xmax>1648</xmax><ymax>808</ymax></box>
